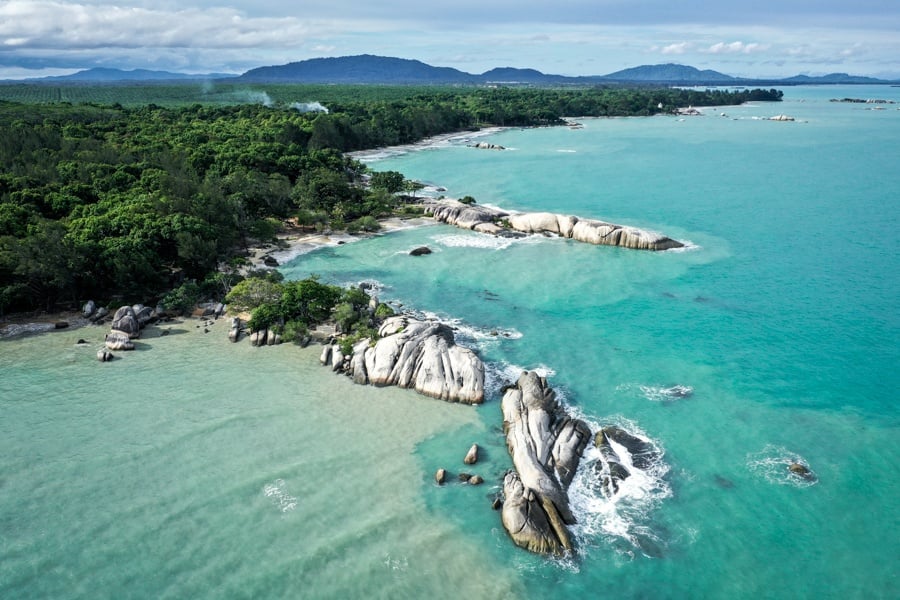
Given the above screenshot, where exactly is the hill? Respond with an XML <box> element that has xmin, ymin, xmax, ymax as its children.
<box><xmin>38</xmin><ymin>68</ymin><xmax>231</xmax><ymax>82</ymax></box>
<box><xmin>603</xmin><ymin>63</ymin><xmax>735</xmax><ymax>83</ymax></box>
<box><xmin>780</xmin><ymin>72</ymin><xmax>886</xmax><ymax>84</ymax></box>
<box><xmin>11</xmin><ymin>56</ymin><xmax>895</xmax><ymax>86</ymax></box>
<box><xmin>238</xmin><ymin>54</ymin><xmax>477</xmax><ymax>84</ymax></box>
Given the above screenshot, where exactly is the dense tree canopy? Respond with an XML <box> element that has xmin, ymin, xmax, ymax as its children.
<box><xmin>0</xmin><ymin>86</ymin><xmax>781</xmax><ymax>313</ymax></box>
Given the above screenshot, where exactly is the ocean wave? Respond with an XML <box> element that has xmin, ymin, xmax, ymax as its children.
<box><xmin>431</xmin><ymin>232</ymin><xmax>543</xmax><ymax>251</ymax></box>
<box><xmin>747</xmin><ymin>445</ymin><xmax>818</xmax><ymax>487</ymax></box>
<box><xmin>351</xmin><ymin>128</ymin><xmax>505</xmax><ymax>162</ymax></box>
<box><xmin>568</xmin><ymin>415</ymin><xmax>672</xmax><ymax>559</ymax></box>
<box><xmin>404</xmin><ymin>307</ymin><xmax>522</xmax><ymax>348</ymax></box>
<box><xmin>485</xmin><ymin>361</ymin><xmax>557</xmax><ymax>402</ymax></box>
<box><xmin>262</xmin><ymin>478</ymin><xmax>297</xmax><ymax>512</ymax></box>
<box><xmin>617</xmin><ymin>383</ymin><xmax>694</xmax><ymax>403</ymax></box>
<box><xmin>269</xmin><ymin>233</ymin><xmax>359</xmax><ymax>264</ymax></box>
<box><xmin>356</xmin><ymin>279</ymin><xmax>386</xmax><ymax>295</ymax></box>
<box><xmin>666</xmin><ymin>240</ymin><xmax>701</xmax><ymax>253</ymax></box>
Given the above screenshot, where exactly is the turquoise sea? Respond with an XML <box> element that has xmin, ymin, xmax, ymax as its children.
<box><xmin>2</xmin><ymin>86</ymin><xmax>898</xmax><ymax>598</ymax></box>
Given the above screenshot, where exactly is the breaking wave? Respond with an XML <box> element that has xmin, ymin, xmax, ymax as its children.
<box><xmin>568</xmin><ymin>415</ymin><xmax>672</xmax><ymax>559</ymax></box>
<box><xmin>485</xmin><ymin>361</ymin><xmax>557</xmax><ymax>402</ymax></box>
<box><xmin>431</xmin><ymin>232</ymin><xmax>544</xmax><ymax>251</ymax></box>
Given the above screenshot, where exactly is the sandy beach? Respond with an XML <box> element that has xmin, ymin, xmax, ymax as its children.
<box><xmin>243</xmin><ymin>215</ymin><xmax>438</xmax><ymax>272</ymax></box>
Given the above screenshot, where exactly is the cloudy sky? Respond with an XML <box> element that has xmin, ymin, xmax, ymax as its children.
<box><xmin>1</xmin><ymin>0</ymin><xmax>899</xmax><ymax>80</ymax></box>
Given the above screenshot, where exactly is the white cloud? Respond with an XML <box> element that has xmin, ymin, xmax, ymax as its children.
<box><xmin>0</xmin><ymin>1</ymin><xmax>344</xmax><ymax>50</ymax></box>
<box><xmin>0</xmin><ymin>2</ymin><xmax>897</xmax><ymax>78</ymax></box>
<box><xmin>661</xmin><ymin>42</ymin><xmax>691</xmax><ymax>55</ymax></box>
<box><xmin>705</xmin><ymin>41</ymin><xmax>768</xmax><ymax>54</ymax></box>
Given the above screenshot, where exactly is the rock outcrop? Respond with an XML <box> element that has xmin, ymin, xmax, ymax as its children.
<box><xmin>470</xmin><ymin>141</ymin><xmax>506</xmax><ymax>150</ymax></box>
<box><xmin>464</xmin><ymin>443</ymin><xmax>479</xmax><ymax>465</ymax></box>
<box><xmin>320</xmin><ymin>316</ymin><xmax>485</xmax><ymax>404</ymax></box>
<box><xmin>111</xmin><ymin>306</ymin><xmax>141</xmax><ymax>338</ymax></box>
<box><xmin>104</xmin><ymin>330</ymin><xmax>135</xmax><ymax>351</ymax></box>
<box><xmin>228</xmin><ymin>317</ymin><xmax>242</xmax><ymax>342</ymax></box>
<box><xmin>594</xmin><ymin>426</ymin><xmax>661</xmax><ymax>497</ymax></box>
<box><xmin>425</xmin><ymin>200</ymin><xmax>683</xmax><ymax>251</ymax></box>
<box><xmin>500</xmin><ymin>372</ymin><xmax>592</xmax><ymax>555</ymax></box>
<box><xmin>249</xmin><ymin>328</ymin><xmax>282</xmax><ymax>347</ymax></box>
<box><xmin>426</xmin><ymin>202</ymin><xmax>508</xmax><ymax>231</ymax></box>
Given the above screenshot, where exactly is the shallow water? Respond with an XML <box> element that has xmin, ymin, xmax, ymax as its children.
<box><xmin>2</xmin><ymin>85</ymin><xmax>899</xmax><ymax>598</ymax></box>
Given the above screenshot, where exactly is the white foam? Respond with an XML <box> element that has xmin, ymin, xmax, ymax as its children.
<box><xmin>263</xmin><ymin>478</ymin><xmax>297</xmax><ymax>512</ymax></box>
<box><xmin>268</xmin><ymin>233</ymin><xmax>360</xmax><ymax>265</ymax></box>
<box><xmin>485</xmin><ymin>361</ymin><xmax>557</xmax><ymax>401</ymax></box>
<box><xmin>747</xmin><ymin>444</ymin><xmax>818</xmax><ymax>488</ymax></box>
<box><xmin>431</xmin><ymin>232</ymin><xmax>544</xmax><ymax>251</ymax></box>
<box><xmin>640</xmin><ymin>384</ymin><xmax>694</xmax><ymax>402</ymax></box>
<box><xmin>567</xmin><ymin>415</ymin><xmax>672</xmax><ymax>558</ymax></box>
<box><xmin>665</xmin><ymin>240</ymin><xmax>701</xmax><ymax>253</ymax></box>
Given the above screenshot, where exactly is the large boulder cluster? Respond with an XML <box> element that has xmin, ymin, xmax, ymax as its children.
<box><xmin>500</xmin><ymin>371</ymin><xmax>592</xmax><ymax>555</ymax></box>
<box><xmin>425</xmin><ymin>200</ymin><xmax>684</xmax><ymax>251</ymax></box>
<box><xmin>320</xmin><ymin>316</ymin><xmax>485</xmax><ymax>404</ymax></box>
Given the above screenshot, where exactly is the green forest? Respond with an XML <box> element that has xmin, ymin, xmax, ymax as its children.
<box><xmin>0</xmin><ymin>85</ymin><xmax>783</xmax><ymax>314</ymax></box>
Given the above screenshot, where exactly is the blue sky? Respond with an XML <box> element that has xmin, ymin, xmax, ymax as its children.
<box><xmin>1</xmin><ymin>0</ymin><xmax>899</xmax><ymax>79</ymax></box>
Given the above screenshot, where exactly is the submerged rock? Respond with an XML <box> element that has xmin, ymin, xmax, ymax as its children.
<box><xmin>500</xmin><ymin>371</ymin><xmax>592</xmax><ymax>555</ymax></box>
<box><xmin>788</xmin><ymin>462</ymin><xmax>816</xmax><ymax>481</ymax></box>
<box><xmin>409</xmin><ymin>246</ymin><xmax>432</xmax><ymax>256</ymax></box>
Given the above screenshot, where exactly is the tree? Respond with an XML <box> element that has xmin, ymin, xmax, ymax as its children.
<box><xmin>224</xmin><ymin>277</ymin><xmax>284</xmax><ymax>313</ymax></box>
<box><xmin>369</xmin><ymin>170</ymin><xmax>406</xmax><ymax>193</ymax></box>
<box><xmin>279</xmin><ymin>277</ymin><xmax>342</xmax><ymax>324</ymax></box>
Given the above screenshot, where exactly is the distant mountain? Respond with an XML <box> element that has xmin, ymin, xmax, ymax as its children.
<box><xmin>780</xmin><ymin>72</ymin><xmax>886</xmax><ymax>84</ymax></box>
<box><xmin>480</xmin><ymin>67</ymin><xmax>561</xmax><ymax>83</ymax></box>
<box><xmin>236</xmin><ymin>57</ymin><xmax>748</xmax><ymax>85</ymax></box>
<box><xmin>39</xmin><ymin>68</ymin><xmax>231</xmax><ymax>82</ymax></box>
<box><xmin>12</xmin><ymin>56</ymin><xmax>895</xmax><ymax>86</ymax></box>
<box><xmin>603</xmin><ymin>63</ymin><xmax>735</xmax><ymax>83</ymax></box>
<box><xmin>238</xmin><ymin>55</ymin><xmax>477</xmax><ymax>84</ymax></box>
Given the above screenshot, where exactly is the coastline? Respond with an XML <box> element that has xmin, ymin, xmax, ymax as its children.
<box><xmin>246</xmin><ymin>215</ymin><xmax>438</xmax><ymax>272</ymax></box>
<box><xmin>348</xmin><ymin>127</ymin><xmax>507</xmax><ymax>162</ymax></box>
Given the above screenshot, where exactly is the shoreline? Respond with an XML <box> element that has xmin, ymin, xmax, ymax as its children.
<box><xmin>245</xmin><ymin>215</ymin><xmax>438</xmax><ymax>272</ymax></box>
<box><xmin>348</xmin><ymin>127</ymin><xmax>507</xmax><ymax>162</ymax></box>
